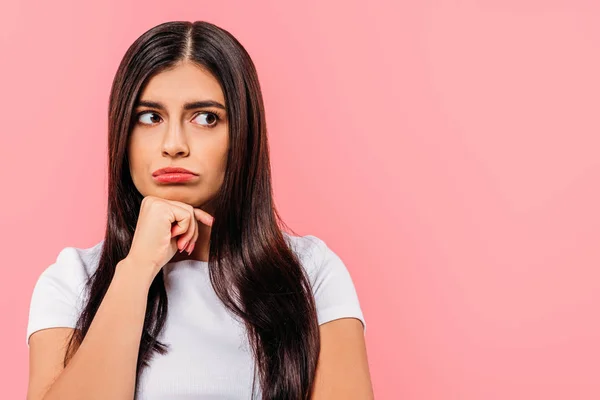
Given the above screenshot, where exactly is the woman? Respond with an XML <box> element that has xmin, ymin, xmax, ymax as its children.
<box><xmin>26</xmin><ymin>20</ymin><xmax>372</xmax><ymax>400</ymax></box>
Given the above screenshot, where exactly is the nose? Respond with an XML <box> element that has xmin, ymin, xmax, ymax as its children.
<box><xmin>161</xmin><ymin>121</ymin><xmax>190</xmax><ymax>157</ymax></box>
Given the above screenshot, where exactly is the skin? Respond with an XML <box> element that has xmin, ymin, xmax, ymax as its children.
<box><xmin>28</xmin><ymin>60</ymin><xmax>374</xmax><ymax>399</ymax></box>
<box><xmin>313</xmin><ymin>319</ymin><xmax>374</xmax><ymax>399</ymax></box>
<box><xmin>128</xmin><ymin>60</ymin><xmax>229</xmax><ymax>263</ymax></box>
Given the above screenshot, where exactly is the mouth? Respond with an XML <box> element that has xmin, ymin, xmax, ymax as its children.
<box><xmin>152</xmin><ymin>167</ymin><xmax>199</xmax><ymax>184</ymax></box>
<box><xmin>152</xmin><ymin>173</ymin><xmax>198</xmax><ymax>184</ymax></box>
<box><xmin>152</xmin><ymin>167</ymin><xmax>198</xmax><ymax>176</ymax></box>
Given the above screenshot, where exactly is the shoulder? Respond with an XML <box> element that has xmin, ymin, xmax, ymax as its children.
<box><xmin>36</xmin><ymin>240</ymin><xmax>104</xmax><ymax>287</ymax></box>
<box><xmin>26</xmin><ymin>240</ymin><xmax>104</xmax><ymax>345</ymax></box>
<box><xmin>283</xmin><ymin>232</ymin><xmax>350</xmax><ymax>281</ymax></box>
<box><xmin>283</xmin><ymin>232</ymin><xmax>324</xmax><ymax>267</ymax></box>
<box><xmin>283</xmin><ymin>232</ymin><xmax>367</xmax><ymax>331</ymax></box>
<box><xmin>283</xmin><ymin>232</ymin><xmax>338</xmax><ymax>280</ymax></box>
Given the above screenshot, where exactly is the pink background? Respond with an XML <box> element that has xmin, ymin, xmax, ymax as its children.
<box><xmin>2</xmin><ymin>0</ymin><xmax>600</xmax><ymax>398</ymax></box>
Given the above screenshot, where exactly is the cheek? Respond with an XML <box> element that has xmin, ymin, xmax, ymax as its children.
<box><xmin>203</xmin><ymin>151</ymin><xmax>227</xmax><ymax>178</ymax></box>
<box><xmin>203</xmin><ymin>129</ymin><xmax>229</xmax><ymax>162</ymax></box>
<box><xmin>127</xmin><ymin>136</ymin><xmax>150</xmax><ymax>186</ymax></box>
<box><xmin>201</xmin><ymin>136</ymin><xmax>229</xmax><ymax>184</ymax></box>
<box><xmin>127</xmin><ymin>153</ymin><xmax>142</xmax><ymax>189</ymax></box>
<box><xmin>217</xmin><ymin>135</ymin><xmax>230</xmax><ymax>171</ymax></box>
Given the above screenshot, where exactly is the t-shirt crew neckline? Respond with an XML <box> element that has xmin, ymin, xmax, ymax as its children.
<box><xmin>163</xmin><ymin>258</ymin><xmax>209</xmax><ymax>269</ymax></box>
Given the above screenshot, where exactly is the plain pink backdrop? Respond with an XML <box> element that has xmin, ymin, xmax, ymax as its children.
<box><xmin>2</xmin><ymin>0</ymin><xmax>600</xmax><ymax>398</ymax></box>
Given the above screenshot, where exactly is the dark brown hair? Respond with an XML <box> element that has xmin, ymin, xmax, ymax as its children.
<box><xmin>63</xmin><ymin>20</ymin><xmax>320</xmax><ymax>399</ymax></box>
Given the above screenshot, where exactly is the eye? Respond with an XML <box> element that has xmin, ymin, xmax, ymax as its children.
<box><xmin>193</xmin><ymin>111</ymin><xmax>221</xmax><ymax>127</ymax></box>
<box><xmin>137</xmin><ymin>111</ymin><xmax>162</xmax><ymax>125</ymax></box>
<box><xmin>135</xmin><ymin>110</ymin><xmax>223</xmax><ymax>127</ymax></box>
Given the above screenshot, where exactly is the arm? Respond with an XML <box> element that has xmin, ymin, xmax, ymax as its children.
<box><xmin>27</xmin><ymin>258</ymin><xmax>153</xmax><ymax>400</ymax></box>
<box><xmin>311</xmin><ymin>318</ymin><xmax>374</xmax><ymax>399</ymax></box>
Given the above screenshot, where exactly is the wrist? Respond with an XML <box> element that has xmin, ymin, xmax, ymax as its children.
<box><xmin>115</xmin><ymin>257</ymin><xmax>156</xmax><ymax>292</ymax></box>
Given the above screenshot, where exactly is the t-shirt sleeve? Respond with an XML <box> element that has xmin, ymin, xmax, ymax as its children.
<box><xmin>26</xmin><ymin>247</ymin><xmax>87</xmax><ymax>347</ymax></box>
<box><xmin>306</xmin><ymin>236</ymin><xmax>367</xmax><ymax>333</ymax></box>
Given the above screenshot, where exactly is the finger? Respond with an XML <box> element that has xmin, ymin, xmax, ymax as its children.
<box><xmin>181</xmin><ymin>205</ymin><xmax>198</xmax><ymax>253</ymax></box>
<box><xmin>166</xmin><ymin>203</ymin><xmax>192</xmax><ymax>247</ymax></box>
<box><xmin>186</xmin><ymin>224</ymin><xmax>198</xmax><ymax>254</ymax></box>
<box><xmin>171</xmin><ymin>220</ymin><xmax>190</xmax><ymax>242</ymax></box>
<box><xmin>185</xmin><ymin>211</ymin><xmax>199</xmax><ymax>254</ymax></box>
<box><xmin>165</xmin><ymin>201</ymin><xmax>198</xmax><ymax>251</ymax></box>
<box><xmin>165</xmin><ymin>200</ymin><xmax>213</xmax><ymax>227</ymax></box>
<box><xmin>193</xmin><ymin>208</ymin><xmax>214</xmax><ymax>227</ymax></box>
<box><xmin>172</xmin><ymin>205</ymin><xmax>196</xmax><ymax>251</ymax></box>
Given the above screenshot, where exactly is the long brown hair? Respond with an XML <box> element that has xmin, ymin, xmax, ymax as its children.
<box><xmin>63</xmin><ymin>20</ymin><xmax>320</xmax><ymax>399</ymax></box>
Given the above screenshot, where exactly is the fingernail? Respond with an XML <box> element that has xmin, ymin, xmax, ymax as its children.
<box><xmin>187</xmin><ymin>242</ymin><xmax>194</xmax><ymax>255</ymax></box>
<box><xmin>180</xmin><ymin>241</ymin><xmax>188</xmax><ymax>253</ymax></box>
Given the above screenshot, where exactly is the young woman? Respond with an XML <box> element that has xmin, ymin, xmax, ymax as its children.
<box><xmin>26</xmin><ymin>20</ymin><xmax>372</xmax><ymax>400</ymax></box>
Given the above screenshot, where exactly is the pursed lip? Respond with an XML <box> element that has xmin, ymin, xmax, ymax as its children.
<box><xmin>152</xmin><ymin>167</ymin><xmax>198</xmax><ymax>177</ymax></box>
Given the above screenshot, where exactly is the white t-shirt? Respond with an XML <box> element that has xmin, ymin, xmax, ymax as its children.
<box><xmin>26</xmin><ymin>233</ymin><xmax>366</xmax><ymax>399</ymax></box>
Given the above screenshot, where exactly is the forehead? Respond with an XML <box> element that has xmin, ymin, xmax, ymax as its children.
<box><xmin>138</xmin><ymin>62</ymin><xmax>225</xmax><ymax>105</ymax></box>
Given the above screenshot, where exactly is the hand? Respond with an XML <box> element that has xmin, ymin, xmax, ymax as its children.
<box><xmin>124</xmin><ymin>195</ymin><xmax>214</xmax><ymax>279</ymax></box>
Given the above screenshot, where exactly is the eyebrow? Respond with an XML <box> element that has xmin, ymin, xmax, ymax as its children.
<box><xmin>135</xmin><ymin>100</ymin><xmax>226</xmax><ymax>111</ymax></box>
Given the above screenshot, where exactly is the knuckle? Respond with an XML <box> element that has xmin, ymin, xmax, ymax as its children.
<box><xmin>142</xmin><ymin>196</ymin><xmax>157</xmax><ymax>209</ymax></box>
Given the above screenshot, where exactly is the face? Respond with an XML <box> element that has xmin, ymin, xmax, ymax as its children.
<box><xmin>127</xmin><ymin>61</ymin><xmax>229</xmax><ymax>212</ymax></box>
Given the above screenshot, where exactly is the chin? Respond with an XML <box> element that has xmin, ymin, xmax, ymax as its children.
<box><xmin>149</xmin><ymin>189</ymin><xmax>201</xmax><ymax>204</ymax></box>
